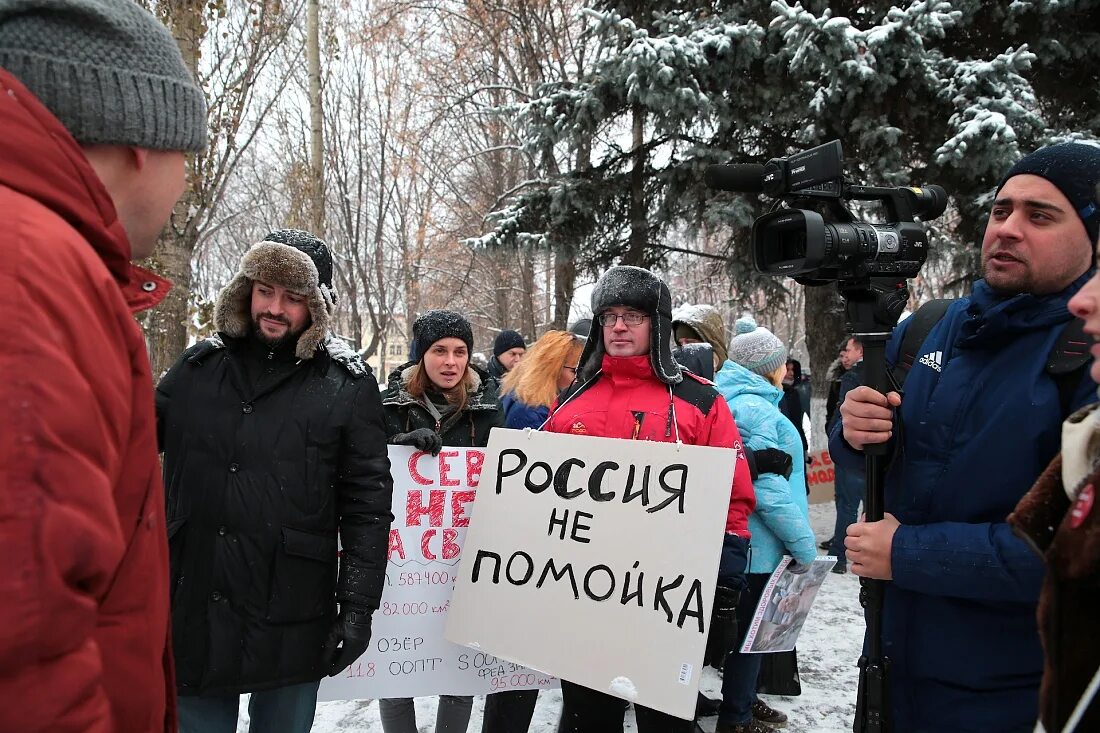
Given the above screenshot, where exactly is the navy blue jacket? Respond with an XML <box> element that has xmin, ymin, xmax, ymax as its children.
<box><xmin>501</xmin><ymin>392</ymin><xmax>550</xmax><ymax>430</ymax></box>
<box><xmin>830</xmin><ymin>274</ymin><xmax>1097</xmax><ymax>733</ymax></box>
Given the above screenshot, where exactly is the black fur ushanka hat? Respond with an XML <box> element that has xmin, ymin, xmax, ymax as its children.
<box><xmin>577</xmin><ymin>265</ymin><xmax>682</xmax><ymax>385</ymax></box>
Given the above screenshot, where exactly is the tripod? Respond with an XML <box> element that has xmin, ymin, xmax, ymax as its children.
<box><xmin>840</xmin><ymin>280</ymin><xmax>909</xmax><ymax>733</ymax></box>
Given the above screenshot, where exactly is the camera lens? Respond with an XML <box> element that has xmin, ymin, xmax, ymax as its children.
<box><xmin>906</xmin><ymin>185</ymin><xmax>948</xmax><ymax>219</ymax></box>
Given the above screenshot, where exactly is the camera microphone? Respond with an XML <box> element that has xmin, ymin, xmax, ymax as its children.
<box><xmin>703</xmin><ymin>163</ymin><xmax>766</xmax><ymax>193</ymax></box>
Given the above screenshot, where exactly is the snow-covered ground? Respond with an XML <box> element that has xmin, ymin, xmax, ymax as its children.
<box><xmin>239</xmin><ymin>503</ymin><xmax>864</xmax><ymax>732</ymax></box>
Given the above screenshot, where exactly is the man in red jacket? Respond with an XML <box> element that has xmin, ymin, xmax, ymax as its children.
<box><xmin>544</xmin><ymin>265</ymin><xmax>756</xmax><ymax>733</ymax></box>
<box><xmin>0</xmin><ymin>1</ymin><xmax>207</xmax><ymax>731</ymax></box>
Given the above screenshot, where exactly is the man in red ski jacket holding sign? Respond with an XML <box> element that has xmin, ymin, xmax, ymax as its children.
<box><xmin>544</xmin><ymin>265</ymin><xmax>757</xmax><ymax>733</ymax></box>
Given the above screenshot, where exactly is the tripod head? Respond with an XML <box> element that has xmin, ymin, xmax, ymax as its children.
<box><xmin>840</xmin><ymin>278</ymin><xmax>910</xmax><ymax>337</ymax></box>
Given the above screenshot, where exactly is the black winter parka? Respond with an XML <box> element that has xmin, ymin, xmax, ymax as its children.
<box><xmin>155</xmin><ymin>334</ymin><xmax>393</xmax><ymax>696</ymax></box>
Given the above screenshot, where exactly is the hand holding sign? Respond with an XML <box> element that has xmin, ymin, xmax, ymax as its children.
<box><xmin>392</xmin><ymin>428</ymin><xmax>444</xmax><ymax>456</ymax></box>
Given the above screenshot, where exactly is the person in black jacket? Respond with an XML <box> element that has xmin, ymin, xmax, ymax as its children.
<box><xmin>823</xmin><ymin>340</ymin><xmax>853</xmax><ymax>435</ymax></box>
<box><xmin>156</xmin><ymin>230</ymin><xmax>394</xmax><ymax>733</ymax></box>
<box><xmin>378</xmin><ymin>309</ymin><xmax>504</xmax><ymax>733</ymax></box>
<box><xmin>486</xmin><ymin>328</ymin><xmax>526</xmax><ymax>380</ymax></box>
<box><xmin>779</xmin><ymin>358</ymin><xmax>809</xmax><ymax>455</ymax></box>
<box><xmin>827</xmin><ymin>338</ymin><xmax>864</xmax><ymax>574</ymax></box>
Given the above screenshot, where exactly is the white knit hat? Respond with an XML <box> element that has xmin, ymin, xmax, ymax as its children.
<box><xmin>728</xmin><ymin>316</ymin><xmax>787</xmax><ymax>377</ymax></box>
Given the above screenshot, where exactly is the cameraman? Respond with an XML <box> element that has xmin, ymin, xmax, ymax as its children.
<box><xmin>832</xmin><ymin>142</ymin><xmax>1100</xmax><ymax>732</ymax></box>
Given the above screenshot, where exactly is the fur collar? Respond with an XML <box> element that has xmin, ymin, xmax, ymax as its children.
<box><xmin>192</xmin><ymin>333</ymin><xmax>368</xmax><ymax>378</ymax></box>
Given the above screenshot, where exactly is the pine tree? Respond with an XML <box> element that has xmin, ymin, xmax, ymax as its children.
<box><xmin>477</xmin><ymin>0</ymin><xmax>1099</xmax><ymax>431</ymax></box>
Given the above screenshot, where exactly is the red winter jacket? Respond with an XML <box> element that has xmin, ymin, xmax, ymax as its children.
<box><xmin>0</xmin><ymin>69</ymin><xmax>175</xmax><ymax>732</ymax></box>
<box><xmin>545</xmin><ymin>354</ymin><xmax>754</xmax><ymax>536</ymax></box>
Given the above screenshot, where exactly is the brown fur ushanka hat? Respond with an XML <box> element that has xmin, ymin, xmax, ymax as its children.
<box><xmin>213</xmin><ymin>231</ymin><xmax>335</xmax><ymax>360</ymax></box>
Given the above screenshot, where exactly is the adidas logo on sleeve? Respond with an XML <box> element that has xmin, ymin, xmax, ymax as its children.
<box><xmin>918</xmin><ymin>350</ymin><xmax>943</xmax><ymax>372</ymax></box>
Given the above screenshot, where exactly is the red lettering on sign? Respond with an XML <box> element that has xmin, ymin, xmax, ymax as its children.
<box><xmin>442</xmin><ymin>528</ymin><xmax>460</xmax><ymax>559</ymax></box>
<box><xmin>421</xmin><ymin>528</ymin><xmax>438</xmax><ymax>560</ymax></box>
<box><xmin>451</xmin><ymin>490</ymin><xmax>476</xmax><ymax>528</ymax></box>
<box><xmin>409</xmin><ymin>451</ymin><xmax>433</xmax><ymax>485</ymax></box>
<box><xmin>466</xmin><ymin>450</ymin><xmax>485</xmax><ymax>487</ymax></box>
<box><xmin>407</xmin><ymin>490</ymin><xmax>446</xmax><ymax>527</ymax></box>
<box><xmin>438</xmin><ymin>451</ymin><xmax>461</xmax><ymax>487</ymax></box>
<box><xmin>387</xmin><ymin>529</ymin><xmax>406</xmax><ymax>561</ymax></box>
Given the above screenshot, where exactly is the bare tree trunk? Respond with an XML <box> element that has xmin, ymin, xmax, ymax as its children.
<box><xmin>519</xmin><ymin>248</ymin><xmax>537</xmax><ymax>337</ymax></box>
<box><xmin>624</xmin><ymin>101</ymin><xmax>646</xmax><ymax>267</ymax></box>
<box><xmin>405</xmin><ymin>190</ymin><xmax>431</xmax><ymax>343</ymax></box>
<box><xmin>553</xmin><ymin>247</ymin><xmax>576</xmax><ymax>329</ymax></box>
<box><xmin>307</xmin><ymin>0</ymin><xmax>325</xmax><ymax>236</ymax></box>
<box><xmin>143</xmin><ymin>0</ymin><xmax>206</xmax><ymax>380</ymax></box>
<box><xmin>805</xmin><ymin>283</ymin><xmax>847</xmax><ymax>450</ymax></box>
<box><xmin>493</xmin><ymin>250</ymin><xmax>510</xmax><ymax>330</ymax></box>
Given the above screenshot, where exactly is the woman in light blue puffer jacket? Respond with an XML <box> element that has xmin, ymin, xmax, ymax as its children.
<box><xmin>712</xmin><ymin>316</ymin><xmax>816</xmax><ymax>733</ymax></box>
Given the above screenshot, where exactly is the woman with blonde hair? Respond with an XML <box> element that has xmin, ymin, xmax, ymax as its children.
<box><xmin>480</xmin><ymin>330</ymin><xmax>584</xmax><ymax>733</ymax></box>
<box><xmin>498</xmin><ymin>330</ymin><xmax>586</xmax><ymax>430</ymax></box>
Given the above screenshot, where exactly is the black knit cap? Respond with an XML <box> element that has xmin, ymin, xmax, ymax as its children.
<box><xmin>998</xmin><ymin>141</ymin><xmax>1100</xmax><ymax>248</ymax></box>
<box><xmin>413</xmin><ymin>310</ymin><xmax>474</xmax><ymax>362</ymax></box>
<box><xmin>493</xmin><ymin>329</ymin><xmax>526</xmax><ymax>357</ymax></box>
<box><xmin>263</xmin><ymin>229</ymin><xmax>333</xmax><ymax>289</ymax></box>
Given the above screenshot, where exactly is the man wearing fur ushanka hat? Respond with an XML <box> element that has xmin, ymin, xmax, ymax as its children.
<box><xmin>542</xmin><ymin>265</ymin><xmax>757</xmax><ymax>733</ymax></box>
<box><xmin>212</xmin><ymin>228</ymin><xmax>337</xmax><ymax>359</ymax></box>
<box><xmin>156</xmin><ymin>229</ymin><xmax>394</xmax><ymax>731</ymax></box>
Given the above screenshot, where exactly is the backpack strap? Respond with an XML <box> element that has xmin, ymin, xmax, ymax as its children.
<box><xmin>890</xmin><ymin>301</ymin><xmax>1090</xmax><ymax>416</ymax></box>
<box><xmin>1046</xmin><ymin>316</ymin><xmax>1092</xmax><ymax>417</ymax></box>
<box><xmin>890</xmin><ymin>298</ymin><xmax>954</xmax><ymax>389</ymax></box>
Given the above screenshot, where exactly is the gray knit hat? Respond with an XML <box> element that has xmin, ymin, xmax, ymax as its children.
<box><xmin>0</xmin><ymin>0</ymin><xmax>207</xmax><ymax>152</ymax></box>
<box><xmin>728</xmin><ymin>316</ymin><xmax>787</xmax><ymax>377</ymax></box>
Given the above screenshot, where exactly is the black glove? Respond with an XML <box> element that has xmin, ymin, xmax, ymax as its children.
<box><xmin>322</xmin><ymin>605</ymin><xmax>374</xmax><ymax>676</ymax></box>
<box><xmin>753</xmin><ymin>447</ymin><xmax>793</xmax><ymax>480</ymax></box>
<box><xmin>704</xmin><ymin>584</ymin><xmax>743</xmax><ymax>667</ymax></box>
<box><xmin>391</xmin><ymin>428</ymin><xmax>443</xmax><ymax>456</ymax></box>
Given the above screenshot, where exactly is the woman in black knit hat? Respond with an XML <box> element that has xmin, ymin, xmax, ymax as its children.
<box><xmin>377</xmin><ymin>309</ymin><xmax>503</xmax><ymax>733</ymax></box>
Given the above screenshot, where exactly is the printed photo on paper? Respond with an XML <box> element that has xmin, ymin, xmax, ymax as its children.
<box><xmin>740</xmin><ymin>556</ymin><xmax>837</xmax><ymax>654</ymax></box>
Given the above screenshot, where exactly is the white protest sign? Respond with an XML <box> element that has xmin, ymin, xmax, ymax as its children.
<box><xmin>318</xmin><ymin>445</ymin><xmax>554</xmax><ymax>701</ymax></box>
<box><xmin>444</xmin><ymin>429</ymin><xmax>735</xmax><ymax>720</ymax></box>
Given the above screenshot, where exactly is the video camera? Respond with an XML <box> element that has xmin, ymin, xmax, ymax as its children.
<box><xmin>704</xmin><ymin>140</ymin><xmax>947</xmax><ymax>284</ymax></box>
<box><xmin>706</xmin><ymin>140</ymin><xmax>951</xmax><ymax>733</ymax></box>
